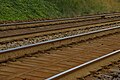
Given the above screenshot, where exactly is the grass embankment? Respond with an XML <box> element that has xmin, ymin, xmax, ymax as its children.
<box><xmin>0</xmin><ymin>0</ymin><xmax>120</xmax><ymax>21</ymax></box>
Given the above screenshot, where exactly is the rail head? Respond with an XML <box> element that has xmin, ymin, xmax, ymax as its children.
<box><xmin>0</xmin><ymin>26</ymin><xmax>120</xmax><ymax>54</ymax></box>
<box><xmin>46</xmin><ymin>49</ymin><xmax>120</xmax><ymax>80</ymax></box>
<box><xmin>0</xmin><ymin>16</ymin><xmax>90</xmax><ymax>26</ymax></box>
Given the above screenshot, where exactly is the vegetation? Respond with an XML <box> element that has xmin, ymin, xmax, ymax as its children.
<box><xmin>0</xmin><ymin>0</ymin><xmax>120</xmax><ymax>21</ymax></box>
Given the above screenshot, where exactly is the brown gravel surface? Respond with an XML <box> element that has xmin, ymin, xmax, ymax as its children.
<box><xmin>82</xmin><ymin>61</ymin><xmax>120</xmax><ymax>80</ymax></box>
<box><xmin>0</xmin><ymin>32</ymin><xmax>119</xmax><ymax>80</ymax></box>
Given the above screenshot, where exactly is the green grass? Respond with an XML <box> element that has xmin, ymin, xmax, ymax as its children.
<box><xmin>0</xmin><ymin>0</ymin><xmax>61</xmax><ymax>21</ymax></box>
<box><xmin>0</xmin><ymin>0</ymin><xmax>120</xmax><ymax>21</ymax></box>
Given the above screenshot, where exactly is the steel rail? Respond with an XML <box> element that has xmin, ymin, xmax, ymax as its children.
<box><xmin>0</xmin><ymin>16</ymin><xmax>96</xmax><ymax>26</ymax></box>
<box><xmin>46</xmin><ymin>49</ymin><xmax>120</xmax><ymax>80</ymax></box>
<box><xmin>0</xmin><ymin>26</ymin><xmax>120</xmax><ymax>53</ymax></box>
<box><xmin>0</xmin><ymin>20</ymin><xmax>120</xmax><ymax>39</ymax></box>
<box><xmin>0</xmin><ymin>13</ymin><xmax>119</xmax><ymax>27</ymax></box>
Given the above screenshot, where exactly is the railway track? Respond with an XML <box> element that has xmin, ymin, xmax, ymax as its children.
<box><xmin>0</xmin><ymin>13</ymin><xmax>120</xmax><ymax>80</ymax></box>
<box><xmin>0</xmin><ymin>15</ymin><xmax>120</xmax><ymax>50</ymax></box>
<box><xmin>0</xmin><ymin>24</ymin><xmax>120</xmax><ymax>80</ymax></box>
<box><xmin>0</xmin><ymin>21</ymin><xmax>119</xmax><ymax>50</ymax></box>
<box><xmin>47</xmin><ymin>50</ymin><xmax>120</xmax><ymax>80</ymax></box>
<box><xmin>0</xmin><ymin>15</ymin><xmax>120</xmax><ymax>38</ymax></box>
<box><xmin>0</xmin><ymin>13</ymin><xmax>119</xmax><ymax>42</ymax></box>
<box><xmin>0</xmin><ymin>12</ymin><xmax>120</xmax><ymax>30</ymax></box>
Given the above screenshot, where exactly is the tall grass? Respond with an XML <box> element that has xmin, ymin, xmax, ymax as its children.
<box><xmin>0</xmin><ymin>0</ymin><xmax>120</xmax><ymax>21</ymax></box>
<box><xmin>0</xmin><ymin>0</ymin><xmax>61</xmax><ymax>21</ymax></box>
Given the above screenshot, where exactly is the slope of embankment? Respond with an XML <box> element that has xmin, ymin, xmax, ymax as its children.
<box><xmin>0</xmin><ymin>0</ymin><xmax>120</xmax><ymax>21</ymax></box>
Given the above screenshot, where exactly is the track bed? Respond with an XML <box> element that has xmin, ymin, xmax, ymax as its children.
<box><xmin>0</xmin><ymin>31</ymin><xmax>120</xmax><ymax>80</ymax></box>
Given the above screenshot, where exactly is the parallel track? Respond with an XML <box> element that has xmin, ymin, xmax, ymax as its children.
<box><xmin>0</xmin><ymin>21</ymin><xmax>119</xmax><ymax>50</ymax></box>
<box><xmin>0</xmin><ymin>16</ymin><xmax>120</xmax><ymax>50</ymax></box>
<box><xmin>0</xmin><ymin>12</ymin><xmax>120</xmax><ymax>29</ymax></box>
<box><xmin>0</xmin><ymin>25</ymin><xmax>120</xmax><ymax>80</ymax></box>
<box><xmin>0</xmin><ymin>13</ymin><xmax>120</xmax><ymax>51</ymax></box>
<box><xmin>0</xmin><ymin>25</ymin><xmax>119</xmax><ymax>62</ymax></box>
<box><xmin>0</xmin><ymin>16</ymin><xmax>120</xmax><ymax>38</ymax></box>
<box><xmin>0</xmin><ymin>13</ymin><xmax>120</xmax><ymax>80</ymax></box>
<box><xmin>46</xmin><ymin>50</ymin><xmax>120</xmax><ymax>80</ymax></box>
